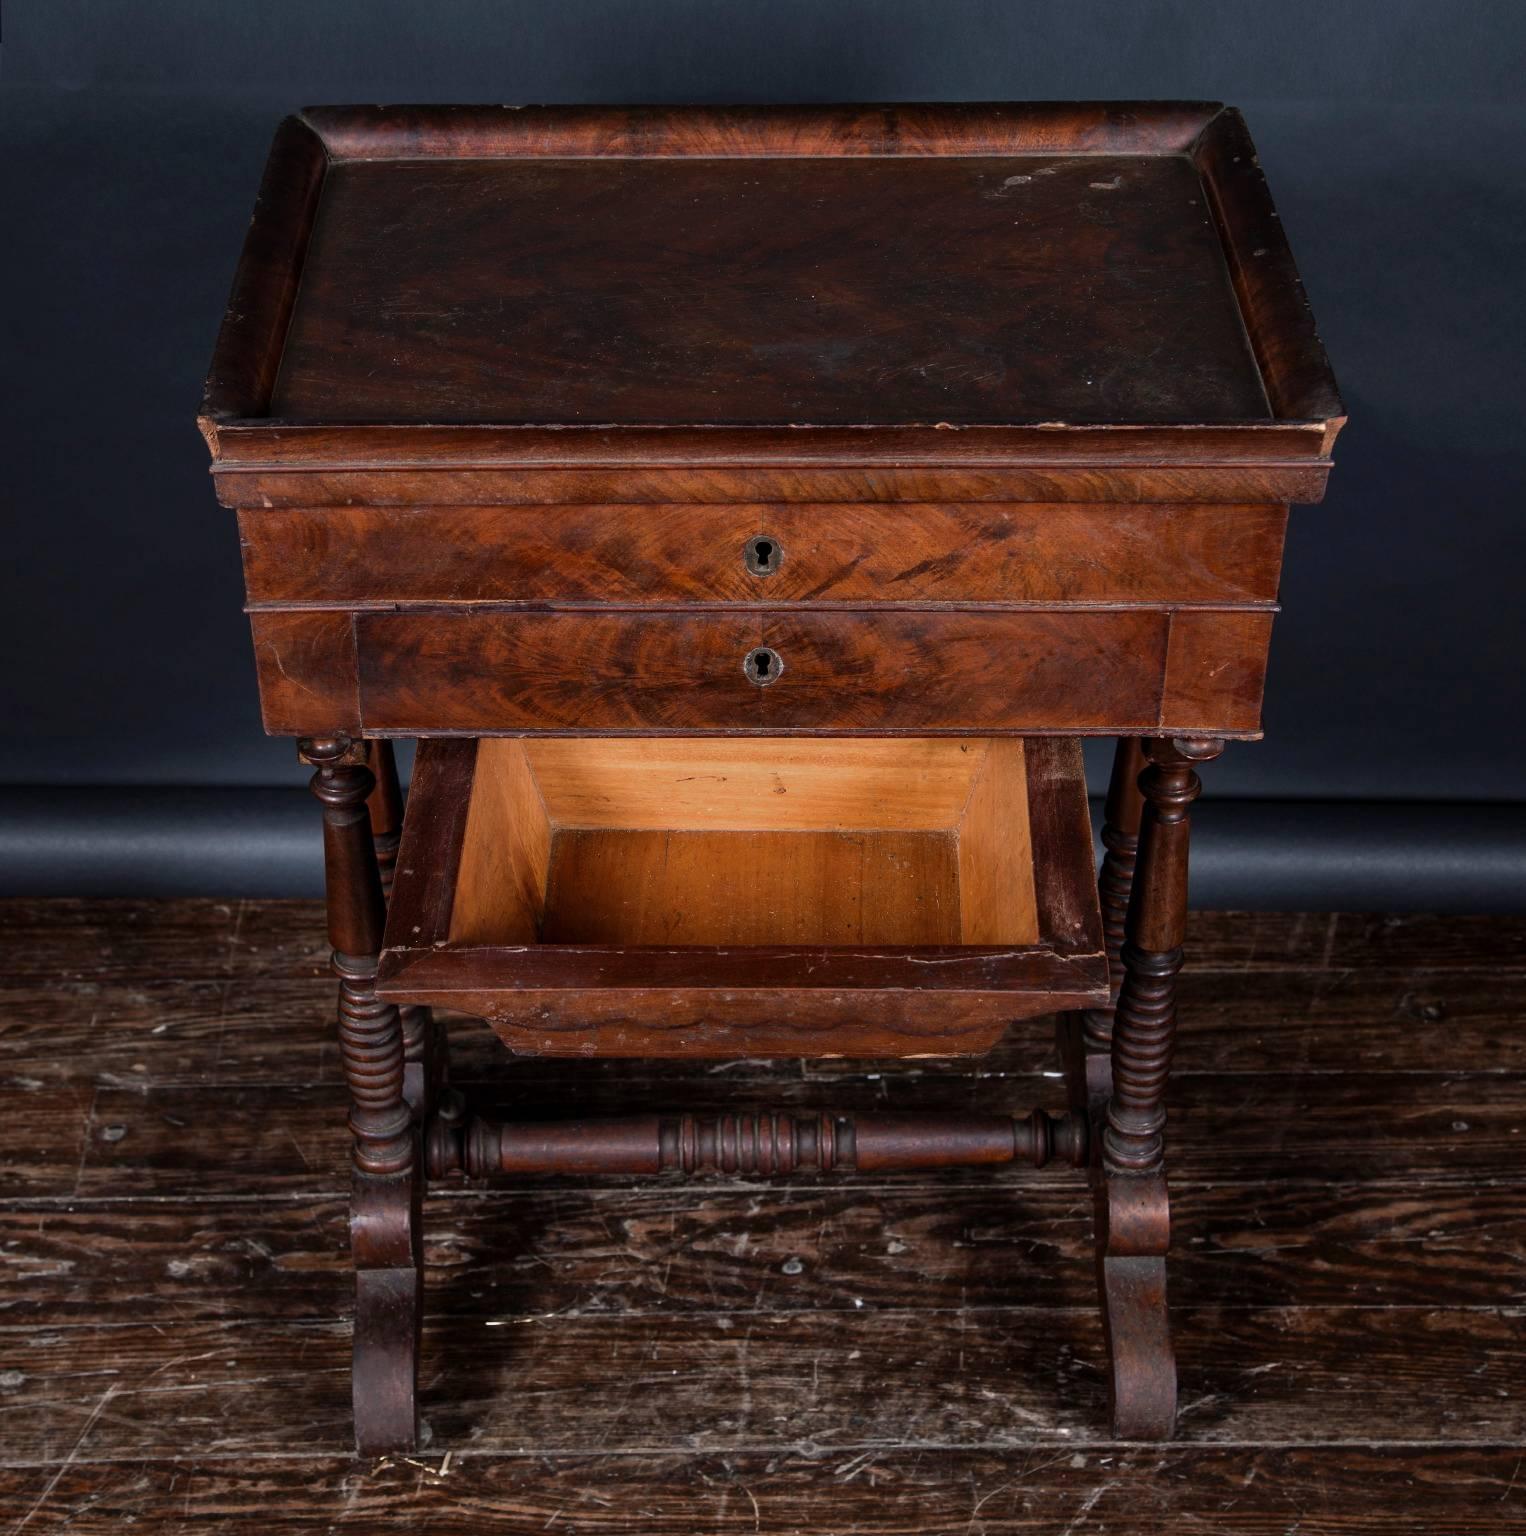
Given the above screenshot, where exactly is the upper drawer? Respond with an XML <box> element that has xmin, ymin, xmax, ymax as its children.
<box><xmin>239</xmin><ymin>502</ymin><xmax>1286</xmax><ymax>609</ymax></box>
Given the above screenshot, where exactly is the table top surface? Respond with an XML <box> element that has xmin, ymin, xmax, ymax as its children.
<box><xmin>273</xmin><ymin>152</ymin><xmax>1267</xmax><ymax>428</ymax></box>
<box><xmin>201</xmin><ymin>104</ymin><xmax>1342</xmax><ymax>463</ymax></box>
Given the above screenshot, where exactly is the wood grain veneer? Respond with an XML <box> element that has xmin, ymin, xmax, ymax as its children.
<box><xmin>238</xmin><ymin>503</ymin><xmax>1288</xmax><ymax>609</ymax></box>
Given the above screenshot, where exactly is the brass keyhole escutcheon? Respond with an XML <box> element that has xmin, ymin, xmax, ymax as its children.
<box><xmin>744</xmin><ymin>646</ymin><xmax>783</xmax><ymax>686</ymax></box>
<box><xmin>744</xmin><ymin>534</ymin><xmax>783</xmax><ymax>576</ymax></box>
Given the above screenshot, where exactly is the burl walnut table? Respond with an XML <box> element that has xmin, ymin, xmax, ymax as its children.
<box><xmin>198</xmin><ymin>103</ymin><xmax>1343</xmax><ymax>1453</ymax></box>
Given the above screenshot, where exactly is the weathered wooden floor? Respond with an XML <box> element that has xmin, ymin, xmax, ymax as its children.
<box><xmin>0</xmin><ymin>900</ymin><xmax>1523</xmax><ymax>1531</ymax></box>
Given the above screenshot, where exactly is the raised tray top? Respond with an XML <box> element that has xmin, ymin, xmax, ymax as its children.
<box><xmin>201</xmin><ymin>104</ymin><xmax>1342</xmax><ymax>469</ymax></box>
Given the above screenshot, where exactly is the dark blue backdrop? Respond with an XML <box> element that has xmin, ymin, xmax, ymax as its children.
<box><xmin>3</xmin><ymin>1</ymin><xmax>1523</xmax><ymax>904</ymax></box>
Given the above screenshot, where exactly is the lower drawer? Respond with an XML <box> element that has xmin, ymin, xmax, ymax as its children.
<box><xmin>377</xmin><ymin>735</ymin><xmax>1108</xmax><ymax>1057</ymax></box>
<box><xmin>249</xmin><ymin>605</ymin><xmax>1273</xmax><ymax>736</ymax></box>
<box><xmin>354</xmin><ymin>608</ymin><xmax>1169</xmax><ymax>732</ymax></box>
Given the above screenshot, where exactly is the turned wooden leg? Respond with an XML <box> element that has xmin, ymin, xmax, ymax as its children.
<box><xmin>1095</xmin><ymin>735</ymin><xmax>1221</xmax><ymax>1440</ymax></box>
<box><xmin>1068</xmin><ymin>737</ymin><xmax>1147</xmax><ymax>1113</ymax></box>
<box><xmin>306</xmin><ymin>735</ymin><xmax>422</xmax><ymax>1456</ymax></box>
<box><xmin>365</xmin><ymin>740</ymin><xmax>440</xmax><ymax>1123</ymax></box>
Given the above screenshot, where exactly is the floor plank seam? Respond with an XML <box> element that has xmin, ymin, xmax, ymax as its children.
<box><xmin>5</xmin><ymin>1437</ymin><xmax>1526</xmax><ymax>1472</ymax></box>
<box><xmin>7</xmin><ymin>1169</ymin><xmax>1526</xmax><ymax>1210</ymax></box>
<box><xmin>3</xmin><ymin>1301</ymin><xmax>1519</xmax><ymax>1333</ymax></box>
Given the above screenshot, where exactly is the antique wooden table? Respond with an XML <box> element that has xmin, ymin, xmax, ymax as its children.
<box><xmin>199</xmin><ymin>102</ymin><xmax>1343</xmax><ymax>1453</ymax></box>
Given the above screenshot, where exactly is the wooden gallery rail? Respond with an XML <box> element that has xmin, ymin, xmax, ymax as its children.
<box><xmin>199</xmin><ymin>102</ymin><xmax>1343</xmax><ymax>1455</ymax></box>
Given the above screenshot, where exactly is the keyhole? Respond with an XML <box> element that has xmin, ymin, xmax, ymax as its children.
<box><xmin>744</xmin><ymin>646</ymin><xmax>783</xmax><ymax>686</ymax></box>
<box><xmin>744</xmin><ymin>534</ymin><xmax>783</xmax><ymax>576</ymax></box>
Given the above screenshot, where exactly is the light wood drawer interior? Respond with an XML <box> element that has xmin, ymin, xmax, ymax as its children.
<box><xmin>450</xmin><ymin>738</ymin><xmax>1039</xmax><ymax>950</ymax></box>
<box><xmin>378</xmin><ymin>736</ymin><xmax>1108</xmax><ymax>1058</ymax></box>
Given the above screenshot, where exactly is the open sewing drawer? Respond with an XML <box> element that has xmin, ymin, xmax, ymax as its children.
<box><xmin>377</xmin><ymin>736</ymin><xmax>1108</xmax><ymax>1058</ymax></box>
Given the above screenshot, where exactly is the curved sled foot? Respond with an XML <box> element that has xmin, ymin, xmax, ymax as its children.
<box><xmin>1099</xmin><ymin>1252</ymin><xmax>1176</xmax><ymax>1439</ymax></box>
<box><xmin>1095</xmin><ymin>1170</ymin><xmax>1176</xmax><ymax>1440</ymax></box>
<box><xmin>351</xmin><ymin>1167</ymin><xmax>423</xmax><ymax>1456</ymax></box>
